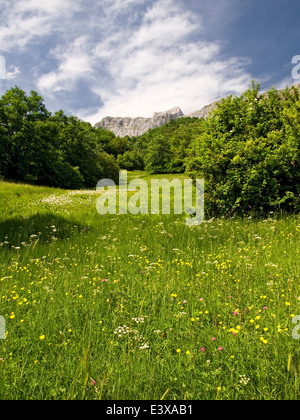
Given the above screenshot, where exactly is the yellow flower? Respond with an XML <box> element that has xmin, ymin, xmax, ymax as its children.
<box><xmin>176</xmin><ymin>349</ymin><xmax>181</xmax><ymax>353</ymax></box>
<box><xmin>39</xmin><ymin>335</ymin><xmax>45</xmax><ymax>340</ymax></box>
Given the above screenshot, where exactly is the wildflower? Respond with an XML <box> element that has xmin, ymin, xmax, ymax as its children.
<box><xmin>176</xmin><ymin>349</ymin><xmax>181</xmax><ymax>353</ymax></box>
<box><xmin>200</xmin><ymin>348</ymin><xmax>205</xmax><ymax>353</ymax></box>
<box><xmin>239</xmin><ymin>375</ymin><xmax>250</xmax><ymax>386</ymax></box>
<box><xmin>212</xmin><ymin>337</ymin><xmax>216</xmax><ymax>342</ymax></box>
<box><xmin>39</xmin><ymin>335</ymin><xmax>45</xmax><ymax>340</ymax></box>
<box><xmin>139</xmin><ymin>344</ymin><xmax>150</xmax><ymax>350</ymax></box>
<box><xmin>186</xmin><ymin>351</ymin><xmax>191</xmax><ymax>355</ymax></box>
<box><xmin>218</xmin><ymin>347</ymin><xmax>223</xmax><ymax>352</ymax></box>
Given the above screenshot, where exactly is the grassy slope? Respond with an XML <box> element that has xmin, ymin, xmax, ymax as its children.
<box><xmin>0</xmin><ymin>177</ymin><xmax>299</xmax><ymax>400</ymax></box>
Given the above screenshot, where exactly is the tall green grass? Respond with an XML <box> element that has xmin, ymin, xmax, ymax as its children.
<box><xmin>0</xmin><ymin>177</ymin><xmax>299</xmax><ymax>400</ymax></box>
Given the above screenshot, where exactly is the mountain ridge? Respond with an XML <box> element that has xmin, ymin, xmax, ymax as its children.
<box><xmin>94</xmin><ymin>84</ymin><xmax>300</xmax><ymax>137</ymax></box>
<box><xmin>95</xmin><ymin>106</ymin><xmax>185</xmax><ymax>137</ymax></box>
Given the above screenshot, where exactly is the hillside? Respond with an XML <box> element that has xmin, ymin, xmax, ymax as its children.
<box><xmin>94</xmin><ymin>103</ymin><xmax>218</xmax><ymax>138</ymax></box>
<box><xmin>95</xmin><ymin>106</ymin><xmax>184</xmax><ymax>137</ymax></box>
<box><xmin>95</xmin><ymin>84</ymin><xmax>300</xmax><ymax>138</ymax></box>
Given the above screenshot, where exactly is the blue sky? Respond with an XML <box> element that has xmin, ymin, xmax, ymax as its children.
<box><xmin>0</xmin><ymin>0</ymin><xmax>299</xmax><ymax>125</ymax></box>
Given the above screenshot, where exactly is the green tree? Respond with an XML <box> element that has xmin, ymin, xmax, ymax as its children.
<box><xmin>185</xmin><ymin>82</ymin><xmax>300</xmax><ymax>216</ymax></box>
<box><xmin>58</xmin><ymin>116</ymin><xmax>119</xmax><ymax>187</ymax></box>
<box><xmin>144</xmin><ymin>135</ymin><xmax>172</xmax><ymax>174</ymax></box>
<box><xmin>117</xmin><ymin>149</ymin><xmax>144</xmax><ymax>171</ymax></box>
<box><xmin>0</xmin><ymin>86</ymin><xmax>120</xmax><ymax>188</ymax></box>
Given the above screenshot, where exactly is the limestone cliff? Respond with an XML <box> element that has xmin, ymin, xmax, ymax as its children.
<box><xmin>95</xmin><ymin>106</ymin><xmax>184</xmax><ymax>137</ymax></box>
<box><xmin>94</xmin><ymin>84</ymin><xmax>300</xmax><ymax>137</ymax></box>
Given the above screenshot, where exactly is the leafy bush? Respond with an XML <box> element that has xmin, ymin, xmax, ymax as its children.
<box><xmin>117</xmin><ymin>149</ymin><xmax>144</xmax><ymax>171</ymax></box>
<box><xmin>185</xmin><ymin>82</ymin><xmax>300</xmax><ymax>216</ymax></box>
<box><xmin>0</xmin><ymin>86</ymin><xmax>120</xmax><ymax>189</ymax></box>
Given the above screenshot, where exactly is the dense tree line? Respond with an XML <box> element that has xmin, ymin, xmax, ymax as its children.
<box><xmin>185</xmin><ymin>82</ymin><xmax>300</xmax><ymax>216</ymax></box>
<box><xmin>116</xmin><ymin>117</ymin><xmax>206</xmax><ymax>173</ymax></box>
<box><xmin>1</xmin><ymin>83</ymin><xmax>299</xmax><ymax>217</ymax></box>
<box><xmin>116</xmin><ymin>83</ymin><xmax>299</xmax><ymax>216</ymax></box>
<box><xmin>0</xmin><ymin>86</ymin><xmax>120</xmax><ymax>189</ymax></box>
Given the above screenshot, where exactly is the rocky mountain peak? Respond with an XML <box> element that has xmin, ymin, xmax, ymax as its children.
<box><xmin>95</xmin><ymin>106</ymin><xmax>184</xmax><ymax>137</ymax></box>
<box><xmin>94</xmin><ymin>84</ymin><xmax>300</xmax><ymax>138</ymax></box>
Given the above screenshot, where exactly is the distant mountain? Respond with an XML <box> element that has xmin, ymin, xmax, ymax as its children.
<box><xmin>94</xmin><ymin>84</ymin><xmax>300</xmax><ymax>137</ymax></box>
<box><xmin>95</xmin><ymin>106</ymin><xmax>184</xmax><ymax>137</ymax></box>
<box><xmin>185</xmin><ymin>100</ymin><xmax>221</xmax><ymax>119</ymax></box>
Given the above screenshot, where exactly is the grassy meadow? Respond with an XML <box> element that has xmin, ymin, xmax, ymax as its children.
<box><xmin>0</xmin><ymin>172</ymin><xmax>299</xmax><ymax>400</ymax></box>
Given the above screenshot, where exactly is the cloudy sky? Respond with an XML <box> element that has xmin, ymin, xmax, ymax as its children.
<box><xmin>0</xmin><ymin>0</ymin><xmax>299</xmax><ymax>124</ymax></box>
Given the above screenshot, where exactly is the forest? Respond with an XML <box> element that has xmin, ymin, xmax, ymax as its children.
<box><xmin>0</xmin><ymin>82</ymin><xmax>299</xmax><ymax>216</ymax></box>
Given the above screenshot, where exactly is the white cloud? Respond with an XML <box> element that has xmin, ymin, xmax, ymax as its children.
<box><xmin>1</xmin><ymin>0</ymin><xmax>254</xmax><ymax>123</ymax></box>
<box><xmin>81</xmin><ymin>0</ymin><xmax>252</xmax><ymax>124</ymax></box>
<box><xmin>37</xmin><ymin>35</ymin><xmax>96</xmax><ymax>96</ymax></box>
<box><xmin>6</xmin><ymin>65</ymin><xmax>21</xmax><ymax>80</ymax></box>
<box><xmin>0</xmin><ymin>56</ymin><xmax>6</xmax><ymax>79</ymax></box>
<box><xmin>0</xmin><ymin>0</ymin><xmax>82</xmax><ymax>51</ymax></box>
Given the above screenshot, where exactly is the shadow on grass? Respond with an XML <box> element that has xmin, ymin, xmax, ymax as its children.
<box><xmin>0</xmin><ymin>213</ymin><xmax>86</xmax><ymax>249</ymax></box>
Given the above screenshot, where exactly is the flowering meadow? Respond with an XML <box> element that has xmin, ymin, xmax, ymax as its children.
<box><xmin>0</xmin><ymin>175</ymin><xmax>299</xmax><ymax>400</ymax></box>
